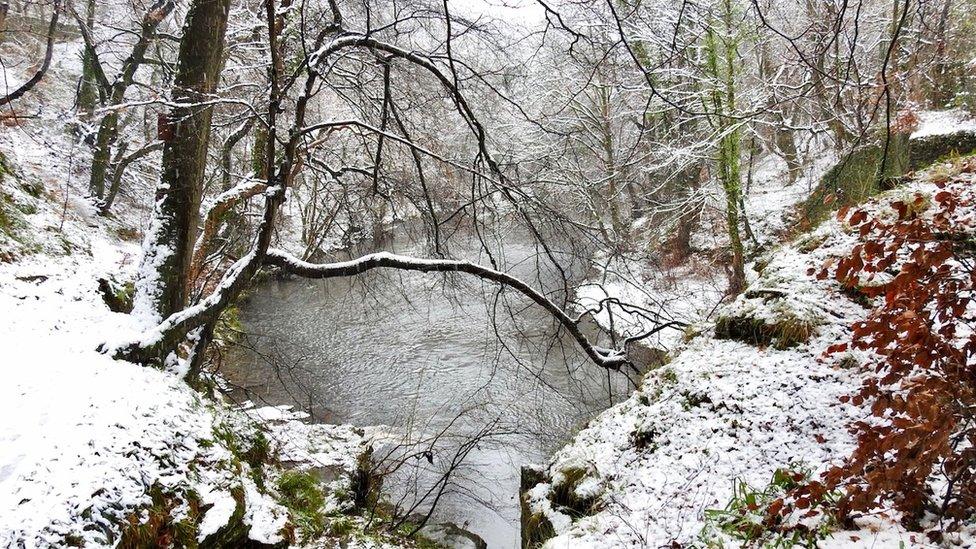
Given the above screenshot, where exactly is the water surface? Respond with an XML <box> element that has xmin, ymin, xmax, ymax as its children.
<box><xmin>225</xmin><ymin>225</ymin><xmax>632</xmax><ymax>547</ymax></box>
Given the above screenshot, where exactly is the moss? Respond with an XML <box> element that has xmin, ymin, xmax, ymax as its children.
<box><xmin>661</xmin><ymin>368</ymin><xmax>678</xmax><ymax>384</ymax></box>
<box><xmin>715</xmin><ymin>310</ymin><xmax>816</xmax><ymax>350</ymax></box>
<box><xmin>393</xmin><ymin>522</ymin><xmax>443</xmax><ymax>549</ymax></box>
<box><xmin>0</xmin><ymin>192</ymin><xmax>27</xmax><ymax>242</ymax></box>
<box><xmin>98</xmin><ymin>277</ymin><xmax>135</xmax><ymax>313</ymax></box>
<box><xmin>550</xmin><ymin>467</ymin><xmax>600</xmax><ymax>518</ymax></box>
<box><xmin>0</xmin><ymin>150</ymin><xmax>15</xmax><ymax>182</ymax></box>
<box><xmin>276</xmin><ymin>470</ymin><xmax>328</xmax><ymax>541</ymax></box>
<box><xmin>800</xmin><ymin>134</ymin><xmax>910</xmax><ymax>228</ymax></box>
<box><xmin>18</xmin><ymin>178</ymin><xmax>44</xmax><ymax>199</ymax></box>
<box><xmin>909</xmin><ymin>131</ymin><xmax>976</xmax><ymax>171</ymax></box>
<box><xmin>214</xmin><ymin>304</ymin><xmax>244</xmax><ymax>347</ymax></box>
<box><xmin>327</xmin><ymin>515</ymin><xmax>355</xmax><ymax>537</ymax></box>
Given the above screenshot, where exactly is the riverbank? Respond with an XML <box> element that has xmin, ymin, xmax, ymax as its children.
<box><xmin>0</xmin><ymin>130</ymin><xmax>426</xmax><ymax>547</ymax></box>
<box><xmin>521</xmin><ymin>155</ymin><xmax>976</xmax><ymax>547</ymax></box>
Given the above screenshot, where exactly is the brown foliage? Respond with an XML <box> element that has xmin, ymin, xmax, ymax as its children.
<box><xmin>816</xmin><ymin>164</ymin><xmax>976</xmax><ymax>534</ymax></box>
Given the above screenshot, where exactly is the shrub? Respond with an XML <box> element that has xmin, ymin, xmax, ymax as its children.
<box><xmin>814</xmin><ymin>167</ymin><xmax>976</xmax><ymax>535</ymax></box>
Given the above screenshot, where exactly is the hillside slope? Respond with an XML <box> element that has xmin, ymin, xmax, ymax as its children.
<box><xmin>523</xmin><ymin>159</ymin><xmax>976</xmax><ymax>548</ymax></box>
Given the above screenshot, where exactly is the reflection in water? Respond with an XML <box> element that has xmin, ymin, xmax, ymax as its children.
<box><xmin>223</xmin><ymin>225</ymin><xmax>632</xmax><ymax>548</ymax></box>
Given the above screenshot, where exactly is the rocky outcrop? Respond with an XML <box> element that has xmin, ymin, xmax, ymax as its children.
<box><xmin>909</xmin><ymin>129</ymin><xmax>976</xmax><ymax>170</ymax></box>
<box><xmin>801</xmin><ymin>120</ymin><xmax>976</xmax><ymax>226</ymax></box>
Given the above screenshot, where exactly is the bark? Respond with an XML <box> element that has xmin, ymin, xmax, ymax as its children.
<box><xmin>188</xmin><ymin>180</ymin><xmax>268</xmax><ymax>287</ymax></box>
<box><xmin>666</xmin><ymin>165</ymin><xmax>702</xmax><ymax>264</ymax></box>
<box><xmin>132</xmin><ymin>0</ymin><xmax>232</xmax><ymax>325</ymax></box>
<box><xmin>76</xmin><ymin>0</ymin><xmax>97</xmax><ymax>120</ymax></box>
<box><xmin>80</xmin><ymin>0</ymin><xmax>175</xmax><ymax>198</ymax></box>
<box><xmin>100</xmin><ymin>140</ymin><xmax>163</xmax><ymax>214</ymax></box>
<box><xmin>706</xmin><ymin>0</ymin><xmax>746</xmax><ymax>294</ymax></box>
<box><xmin>88</xmin><ymin>111</ymin><xmax>118</xmax><ymax>198</ymax></box>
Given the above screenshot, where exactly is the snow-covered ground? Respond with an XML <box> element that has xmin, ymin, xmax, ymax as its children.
<box><xmin>527</xmin><ymin>164</ymin><xmax>976</xmax><ymax>548</ymax></box>
<box><xmin>0</xmin><ymin>145</ymin><xmax>288</xmax><ymax>546</ymax></box>
<box><xmin>0</xmin><ymin>77</ymin><xmax>392</xmax><ymax>549</ymax></box>
<box><xmin>911</xmin><ymin>109</ymin><xmax>976</xmax><ymax>139</ymax></box>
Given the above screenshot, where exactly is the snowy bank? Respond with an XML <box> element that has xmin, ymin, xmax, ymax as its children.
<box><xmin>523</xmin><ymin>163</ymin><xmax>976</xmax><ymax>548</ymax></box>
<box><xmin>0</xmin><ymin>133</ymin><xmax>394</xmax><ymax>547</ymax></box>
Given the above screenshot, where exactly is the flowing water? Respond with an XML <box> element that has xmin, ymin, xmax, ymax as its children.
<box><xmin>224</xmin><ymin>224</ymin><xmax>632</xmax><ymax>548</ymax></box>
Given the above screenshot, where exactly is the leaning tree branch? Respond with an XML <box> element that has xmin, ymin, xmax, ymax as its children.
<box><xmin>0</xmin><ymin>0</ymin><xmax>61</xmax><ymax>108</ymax></box>
<box><xmin>263</xmin><ymin>249</ymin><xmax>635</xmax><ymax>373</ymax></box>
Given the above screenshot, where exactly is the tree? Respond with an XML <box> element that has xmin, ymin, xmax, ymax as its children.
<box><xmin>703</xmin><ymin>0</ymin><xmax>746</xmax><ymax>293</ymax></box>
<box><xmin>111</xmin><ymin>0</ymin><xmax>653</xmax><ymax>381</ymax></box>
<box><xmin>132</xmin><ymin>0</ymin><xmax>233</xmax><ymax>328</ymax></box>
<box><xmin>73</xmin><ymin>0</ymin><xmax>176</xmax><ymax>205</ymax></box>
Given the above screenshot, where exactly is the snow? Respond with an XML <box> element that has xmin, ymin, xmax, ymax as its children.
<box><xmin>198</xmin><ymin>490</ymin><xmax>239</xmax><ymax>541</ymax></box>
<box><xmin>575</xmin><ymin>145</ymin><xmax>837</xmax><ymax>351</ymax></box>
<box><xmin>0</xmin><ymin>99</ymin><xmax>339</xmax><ymax>549</ymax></box>
<box><xmin>911</xmin><ymin>109</ymin><xmax>976</xmax><ymax>139</ymax></box>
<box><xmin>0</xmin><ymin>154</ymin><xmax>293</xmax><ymax>546</ymax></box>
<box><xmin>531</xmin><ymin>166</ymin><xmax>975</xmax><ymax>547</ymax></box>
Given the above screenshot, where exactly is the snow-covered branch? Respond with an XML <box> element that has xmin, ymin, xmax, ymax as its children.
<box><xmin>263</xmin><ymin>249</ymin><xmax>634</xmax><ymax>372</ymax></box>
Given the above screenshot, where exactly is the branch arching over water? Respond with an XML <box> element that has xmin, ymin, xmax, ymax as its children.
<box><xmin>263</xmin><ymin>249</ymin><xmax>634</xmax><ymax>373</ymax></box>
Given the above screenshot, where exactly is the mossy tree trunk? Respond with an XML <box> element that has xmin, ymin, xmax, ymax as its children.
<box><xmin>705</xmin><ymin>0</ymin><xmax>746</xmax><ymax>294</ymax></box>
<box><xmin>76</xmin><ymin>0</ymin><xmax>97</xmax><ymax>122</ymax></box>
<box><xmin>132</xmin><ymin>0</ymin><xmax>232</xmax><ymax>326</ymax></box>
<box><xmin>83</xmin><ymin>2</ymin><xmax>175</xmax><ymax>201</ymax></box>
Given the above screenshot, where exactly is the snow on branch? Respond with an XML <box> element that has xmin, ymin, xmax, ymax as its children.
<box><xmin>263</xmin><ymin>249</ymin><xmax>635</xmax><ymax>373</ymax></box>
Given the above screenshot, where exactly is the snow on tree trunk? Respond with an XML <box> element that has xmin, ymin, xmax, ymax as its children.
<box><xmin>132</xmin><ymin>0</ymin><xmax>232</xmax><ymax>327</ymax></box>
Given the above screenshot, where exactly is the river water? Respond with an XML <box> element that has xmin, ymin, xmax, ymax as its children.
<box><xmin>224</xmin><ymin>223</ymin><xmax>633</xmax><ymax>548</ymax></box>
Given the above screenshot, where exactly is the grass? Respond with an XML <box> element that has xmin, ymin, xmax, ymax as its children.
<box><xmin>117</xmin><ymin>485</ymin><xmax>205</xmax><ymax>549</ymax></box>
<box><xmin>700</xmin><ymin>468</ymin><xmax>839</xmax><ymax>549</ymax></box>
<box><xmin>550</xmin><ymin>466</ymin><xmax>600</xmax><ymax>518</ymax></box>
<box><xmin>715</xmin><ymin>312</ymin><xmax>816</xmax><ymax>350</ymax></box>
<box><xmin>276</xmin><ymin>470</ymin><xmax>328</xmax><ymax>541</ymax></box>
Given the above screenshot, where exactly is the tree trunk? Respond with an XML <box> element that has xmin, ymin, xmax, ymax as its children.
<box><xmin>132</xmin><ymin>0</ymin><xmax>232</xmax><ymax>326</ymax></box>
<box><xmin>76</xmin><ymin>0</ymin><xmax>97</xmax><ymax>120</ymax></box>
<box><xmin>88</xmin><ymin>111</ymin><xmax>117</xmax><ymax>198</ymax></box>
<box><xmin>82</xmin><ymin>1</ymin><xmax>175</xmax><ymax>200</ymax></box>
<box><xmin>706</xmin><ymin>0</ymin><xmax>746</xmax><ymax>295</ymax></box>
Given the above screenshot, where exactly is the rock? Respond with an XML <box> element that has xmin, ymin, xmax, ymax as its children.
<box><xmin>909</xmin><ymin>130</ymin><xmax>976</xmax><ymax>170</ymax></box>
<box><xmin>417</xmin><ymin>521</ymin><xmax>487</xmax><ymax>549</ymax></box>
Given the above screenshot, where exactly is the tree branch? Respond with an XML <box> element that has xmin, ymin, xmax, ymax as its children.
<box><xmin>0</xmin><ymin>0</ymin><xmax>60</xmax><ymax>108</ymax></box>
<box><xmin>263</xmin><ymin>249</ymin><xmax>634</xmax><ymax>373</ymax></box>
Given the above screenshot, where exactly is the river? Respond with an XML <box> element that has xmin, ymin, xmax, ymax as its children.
<box><xmin>223</xmin><ymin>222</ymin><xmax>633</xmax><ymax>548</ymax></box>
